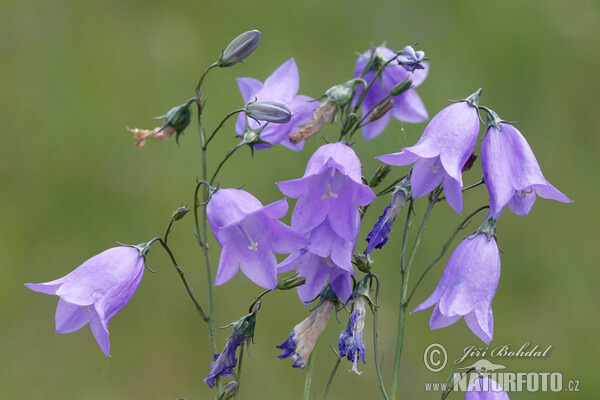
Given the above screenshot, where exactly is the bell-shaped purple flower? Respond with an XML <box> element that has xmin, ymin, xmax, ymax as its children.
<box><xmin>465</xmin><ymin>376</ymin><xmax>510</xmax><ymax>400</ymax></box>
<box><xmin>204</xmin><ymin>333</ymin><xmax>244</xmax><ymax>388</ymax></box>
<box><xmin>338</xmin><ymin>295</ymin><xmax>368</xmax><ymax>374</ymax></box>
<box><xmin>353</xmin><ymin>46</ymin><xmax>429</xmax><ymax>140</ymax></box>
<box><xmin>25</xmin><ymin>246</ymin><xmax>146</xmax><ymax>356</ymax></box>
<box><xmin>277</xmin><ymin>299</ymin><xmax>335</xmax><ymax>368</ymax></box>
<box><xmin>235</xmin><ymin>58</ymin><xmax>318</xmax><ymax>151</ymax></box>
<box><xmin>412</xmin><ymin>217</ymin><xmax>500</xmax><ymax>344</ymax></box>
<box><xmin>397</xmin><ymin>45</ymin><xmax>426</xmax><ymax>72</ymax></box>
<box><xmin>377</xmin><ymin>92</ymin><xmax>481</xmax><ymax>214</ymax></box>
<box><xmin>207</xmin><ymin>188</ymin><xmax>308</xmax><ymax>290</ymax></box>
<box><xmin>481</xmin><ymin>122</ymin><xmax>572</xmax><ymax>219</ymax></box>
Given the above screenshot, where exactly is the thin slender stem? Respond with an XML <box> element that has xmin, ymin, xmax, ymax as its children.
<box><xmin>303</xmin><ymin>352</ymin><xmax>315</xmax><ymax>400</ymax></box>
<box><xmin>209</xmin><ymin>143</ymin><xmax>244</xmax><ymax>186</ymax></box>
<box><xmin>406</xmin><ymin>205</ymin><xmax>489</xmax><ymax>305</ymax></box>
<box><xmin>206</xmin><ymin>109</ymin><xmax>244</xmax><ymax>147</ymax></box>
<box><xmin>322</xmin><ymin>348</ymin><xmax>341</xmax><ymax>400</ymax></box>
<box><xmin>371</xmin><ymin>275</ymin><xmax>389</xmax><ymax>400</ymax></box>
<box><xmin>234</xmin><ymin>342</ymin><xmax>245</xmax><ymax>400</ymax></box>
<box><xmin>195</xmin><ymin>63</ymin><xmax>217</xmax><ymax>95</ymax></box>
<box><xmin>158</xmin><ymin>239</ymin><xmax>207</xmax><ymax>321</ymax></box>
<box><xmin>390</xmin><ymin>197</ymin><xmax>436</xmax><ymax>399</ymax></box>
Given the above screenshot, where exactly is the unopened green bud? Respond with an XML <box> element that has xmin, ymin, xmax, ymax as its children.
<box><xmin>161</xmin><ymin>103</ymin><xmax>192</xmax><ymax>133</ymax></box>
<box><xmin>354</xmin><ymin>253</ymin><xmax>373</xmax><ymax>273</ymax></box>
<box><xmin>369</xmin><ymin>97</ymin><xmax>395</xmax><ymax>122</ymax></box>
<box><xmin>368</xmin><ymin>164</ymin><xmax>392</xmax><ymax>188</ymax></box>
<box><xmin>216</xmin><ymin>381</ymin><xmax>239</xmax><ymax>400</ymax></box>
<box><xmin>342</xmin><ymin>113</ymin><xmax>358</xmax><ymax>133</ymax></box>
<box><xmin>277</xmin><ymin>274</ymin><xmax>306</xmax><ymax>290</ymax></box>
<box><xmin>389</xmin><ymin>78</ymin><xmax>413</xmax><ymax>97</ymax></box>
<box><xmin>245</xmin><ymin>100</ymin><xmax>292</xmax><ymax>123</ymax></box>
<box><xmin>218</xmin><ymin>30</ymin><xmax>262</xmax><ymax>67</ymax></box>
<box><xmin>325</xmin><ymin>78</ymin><xmax>364</xmax><ymax>107</ymax></box>
<box><xmin>171</xmin><ymin>206</ymin><xmax>190</xmax><ymax>221</ymax></box>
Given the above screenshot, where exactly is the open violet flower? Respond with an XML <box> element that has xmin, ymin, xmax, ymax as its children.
<box><xmin>235</xmin><ymin>58</ymin><xmax>318</xmax><ymax>151</ymax></box>
<box><xmin>25</xmin><ymin>245</ymin><xmax>149</xmax><ymax>356</ymax></box>
<box><xmin>481</xmin><ymin>120</ymin><xmax>572</xmax><ymax>219</ymax></box>
<box><xmin>412</xmin><ymin>217</ymin><xmax>500</xmax><ymax>344</ymax></box>
<box><xmin>353</xmin><ymin>46</ymin><xmax>429</xmax><ymax>140</ymax></box>
<box><xmin>377</xmin><ymin>89</ymin><xmax>481</xmax><ymax>214</ymax></box>
<box><xmin>465</xmin><ymin>376</ymin><xmax>510</xmax><ymax>400</ymax></box>
<box><xmin>207</xmin><ymin>188</ymin><xmax>308</xmax><ymax>290</ymax></box>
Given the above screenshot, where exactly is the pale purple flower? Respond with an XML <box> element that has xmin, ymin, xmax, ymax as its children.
<box><xmin>466</xmin><ymin>376</ymin><xmax>510</xmax><ymax>400</ymax></box>
<box><xmin>204</xmin><ymin>333</ymin><xmax>244</xmax><ymax>388</ymax></box>
<box><xmin>353</xmin><ymin>46</ymin><xmax>429</xmax><ymax>140</ymax></box>
<box><xmin>207</xmin><ymin>188</ymin><xmax>308</xmax><ymax>290</ymax></box>
<box><xmin>365</xmin><ymin>179</ymin><xmax>410</xmax><ymax>253</ymax></box>
<box><xmin>397</xmin><ymin>45</ymin><xmax>426</xmax><ymax>72</ymax></box>
<box><xmin>235</xmin><ymin>58</ymin><xmax>318</xmax><ymax>151</ymax></box>
<box><xmin>377</xmin><ymin>92</ymin><xmax>481</xmax><ymax>214</ymax></box>
<box><xmin>277</xmin><ymin>299</ymin><xmax>335</xmax><ymax>368</ymax></box>
<box><xmin>338</xmin><ymin>295</ymin><xmax>368</xmax><ymax>374</ymax></box>
<box><xmin>25</xmin><ymin>246</ymin><xmax>146</xmax><ymax>357</ymax></box>
<box><xmin>276</xmin><ymin>143</ymin><xmax>375</xmax><ymax>302</ymax></box>
<box><xmin>412</xmin><ymin>218</ymin><xmax>500</xmax><ymax>344</ymax></box>
<box><xmin>481</xmin><ymin>122</ymin><xmax>572</xmax><ymax>219</ymax></box>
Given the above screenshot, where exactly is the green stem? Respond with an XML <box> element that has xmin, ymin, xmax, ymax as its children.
<box><xmin>406</xmin><ymin>205</ymin><xmax>489</xmax><ymax>305</ymax></box>
<box><xmin>206</xmin><ymin>109</ymin><xmax>244</xmax><ymax>147</ymax></box>
<box><xmin>371</xmin><ymin>275</ymin><xmax>389</xmax><ymax>400</ymax></box>
<box><xmin>322</xmin><ymin>349</ymin><xmax>341</xmax><ymax>400</ymax></box>
<box><xmin>303</xmin><ymin>352</ymin><xmax>315</xmax><ymax>400</ymax></box>
<box><xmin>234</xmin><ymin>342</ymin><xmax>245</xmax><ymax>400</ymax></box>
<box><xmin>209</xmin><ymin>143</ymin><xmax>244</xmax><ymax>186</ymax></box>
<box><xmin>390</xmin><ymin>196</ymin><xmax>436</xmax><ymax>399</ymax></box>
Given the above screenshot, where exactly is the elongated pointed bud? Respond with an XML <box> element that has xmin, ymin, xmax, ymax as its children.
<box><xmin>389</xmin><ymin>78</ymin><xmax>413</xmax><ymax>97</ymax></box>
<box><xmin>245</xmin><ymin>100</ymin><xmax>292</xmax><ymax>123</ymax></box>
<box><xmin>216</xmin><ymin>381</ymin><xmax>239</xmax><ymax>400</ymax></box>
<box><xmin>277</xmin><ymin>274</ymin><xmax>306</xmax><ymax>290</ymax></box>
<box><xmin>369</xmin><ymin>97</ymin><xmax>395</xmax><ymax>122</ymax></box>
<box><xmin>218</xmin><ymin>30</ymin><xmax>262</xmax><ymax>67</ymax></box>
<box><xmin>368</xmin><ymin>164</ymin><xmax>392</xmax><ymax>188</ymax></box>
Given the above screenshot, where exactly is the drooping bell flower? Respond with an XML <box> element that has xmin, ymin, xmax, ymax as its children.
<box><xmin>465</xmin><ymin>376</ymin><xmax>510</xmax><ymax>400</ymax></box>
<box><xmin>25</xmin><ymin>244</ymin><xmax>151</xmax><ymax>356</ymax></box>
<box><xmin>353</xmin><ymin>46</ymin><xmax>429</xmax><ymax>140</ymax></box>
<box><xmin>365</xmin><ymin>178</ymin><xmax>411</xmax><ymax>253</ymax></box>
<box><xmin>277</xmin><ymin>143</ymin><xmax>375</xmax><ymax>302</ymax></box>
<box><xmin>277</xmin><ymin>287</ymin><xmax>337</xmax><ymax>368</ymax></box>
<box><xmin>412</xmin><ymin>216</ymin><xmax>500</xmax><ymax>344</ymax></box>
<box><xmin>396</xmin><ymin>45</ymin><xmax>426</xmax><ymax>72</ymax></box>
<box><xmin>207</xmin><ymin>188</ymin><xmax>308</xmax><ymax>290</ymax></box>
<box><xmin>235</xmin><ymin>58</ymin><xmax>318</xmax><ymax>151</ymax></box>
<box><xmin>204</xmin><ymin>305</ymin><xmax>260</xmax><ymax>387</ymax></box>
<box><xmin>338</xmin><ymin>294</ymin><xmax>369</xmax><ymax>374</ymax></box>
<box><xmin>480</xmin><ymin>112</ymin><xmax>572</xmax><ymax>218</ymax></box>
<box><xmin>377</xmin><ymin>89</ymin><xmax>482</xmax><ymax>214</ymax></box>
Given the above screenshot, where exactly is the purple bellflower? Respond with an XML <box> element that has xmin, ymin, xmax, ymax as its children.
<box><xmin>207</xmin><ymin>188</ymin><xmax>308</xmax><ymax>290</ymax></box>
<box><xmin>481</xmin><ymin>117</ymin><xmax>572</xmax><ymax>219</ymax></box>
<box><xmin>412</xmin><ymin>216</ymin><xmax>500</xmax><ymax>344</ymax></box>
<box><xmin>365</xmin><ymin>178</ymin><xmax>410</xmax><ymax>253</ymax></box>
<box><xmin>465</xmin><ymin>376</ymin><xmax>510</xmax><ymax>400</ymax></box>
<box><xmin>377</xmin><ymin>90</ymin><xmax>482</xmax><ymax>214</ymax></box>
<box><xmin>338</xmin><ymin>295</ymin><xmax>368</xmax><ymax>374</ymax></box>
<box><xmin>277</xmin><ymin>143</ymin><xmax>376</xmax><ymax>302</ymax></box>
<box><xmin>353</xmin><ymin>46</ymin><xmax>429</xmax><ymax>140</ymax></box>
<box><xmin>277</xmin><ymin>298</ymin><xmax>335</xmax><ymax>368</ymax></box>
<box><xmin>235</xmin><ymin>58</ymin><xmax>318</xmax><ymax>151</ymax></box>
<box><xmin>396</xmin><ymin>45</ymin><xmax>426</xmax><ymax>72</ymax></box>
<box><xmin>25</xmin><ymin>245</ymin><xmax>148</xmax><ymax>356</ymax></box>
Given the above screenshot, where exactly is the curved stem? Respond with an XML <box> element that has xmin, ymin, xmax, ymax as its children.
<box><xmin>195</xmin><ymin>63</ymin><xmax>218</xmax><ymax>96</ymax></box>
<box><xmin>390</xmin><ymin>197</ymin><xmax>435</xmax><ymax>399</ymax></box>
<box><xmin>209</xmin><ymin>143</ymin><xmax>244</xmax><ymax>186</ymax></box>
<box><xmin>406</xmin><ymin>205</ymin><xmax>489</xmax><ymax>305</ymax></box>
<box><xmin>352</xmin><ymin>56</ymin><xmax>397</xmax><ymax>114</ymax></box>
<box><xmin>303</xmin><ymin>352</ymin><xmax>315</xmax><ymax>400</ymax></box>
<box><xmin>206</xmin><ymin>109</ymin><xmax>244</xmax><ymax>147</ymax></box>
<box><xmin>322</xmin><ymin>347</ymin><xmax>341</xmax><ymax>400</ymax></box>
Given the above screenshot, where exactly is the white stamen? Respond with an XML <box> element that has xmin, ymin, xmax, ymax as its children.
<box><xmin>321</xmin><ymin>183</ymin><xmax>338</xmax><ymax>200</ymax></box>
<box><xmin>238</xmin><ymin>225</ymin><xmax>258</xmax><ymax>251</ymax></box>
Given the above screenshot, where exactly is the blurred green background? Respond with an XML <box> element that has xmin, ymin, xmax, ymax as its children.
<box><xmin>1</xmin><ymin>0</ymin><xmax>598</xmax><ymax>399</ymax></box>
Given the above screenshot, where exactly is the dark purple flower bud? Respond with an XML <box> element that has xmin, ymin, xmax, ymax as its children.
<box><xmin>466</xmin><ymin>376</ymin><xmax>510</xmax><ymax>399</ymax></box>
<box><xmin>365</xmin><ymin>179</ymin><xmax>410</xmax><ymax>253</ymax></box>
<box><xmin>338</xmin><ymin>296</ymin><xmax>368</xmax><ymax>374</ymax></box>
<box><xmin>377</xmin><ymin>90</ymin><xmax>482</xmax><ymax>214</ymax></box>
<box><xmin>25</xmin><ymin>245</ymin><xmax>149</xmax><ymax>356</ymax></box>
<box><xmin>207</xmin><ymin>188</ymin><xmax>308</xmax><ymax>290</ymax></box>
<box><xmin>235</xmin><ymin>59</ymin><xmax>318</xmax><ymax>151</ymax></box>
<box><xmin>277</xmin><ymin>300</ymin><xmax>335</xmax><ymax>368</ymax></box>
<box><xmin>397</xmin><ymin>45</ymin><xmax>426</xmax><ymax>72</ymax></box>
<box><xmin>353</xmin><ymin>46</ymin><xmax>429</xmax><ymax>140</ymax></box>
<box><xmin>245</xmin><ymin>100</ymin><xmax>292</xmax><ymax>124</ymax></box>
<box><xmin>411</xmin><ymin>217</ymin><xmax>500</xmax><ymax>344</ymax></box>
<box><xmin>481</xmin><ymin>121</ymin><xmax>571</xmax><ymax>219</ymax></box>
<box><xmin>218</xmin><ymin>29</ymin><xmax>262</xmax><ymax>67</ymax></box>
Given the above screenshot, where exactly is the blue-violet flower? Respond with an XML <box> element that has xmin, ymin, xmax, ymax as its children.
<box><xmin>466</xmin><ymin>376</ymin><xmax>510</xmax><ymax>400</ymax></box>
<box><xmin>396</xmin><ymin>45</ymin><xmax>426</xmax><ymax>72</ymax></box>
<box><xmin>338</xmin><ymin>295</ymin><xmax>368</xmax><ymax>374</ymax></box>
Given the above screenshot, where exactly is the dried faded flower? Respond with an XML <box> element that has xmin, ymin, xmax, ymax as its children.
<box><xmin>129</xmin><ymin>126</ymin><xmax>176</xmax><ymax>148</ymax></box>
<box><xmin>288</xmin><ymin>100</ymin><xmax>338</xmax><ymax>144</ymax></box>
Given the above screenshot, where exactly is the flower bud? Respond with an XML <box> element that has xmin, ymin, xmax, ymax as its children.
<box><xmin>245</xmin><ymin>100</ymin><xmax>292</xmax><ymax>123</ymax></box>
<box><xmin>216</xmin><ymin>381</ymin><xmax>239</xmax><ymax>400</ymax></box>
<box><xmin>396</xmin><ymin>45</ymin><xmax>425</xmax><ymax>72</ymax></box>
<box><xmin>277</xmin><ymin>274</ymin><xmax>306</xmax><ymax>290</ymax></box>
<box><xmin>389</xmin><ymin>78</ymin><xmax>413</xmax><ymax>97</ymax></box>
<box><xmin>353</xmin><ymin>253</ymin><xmax>373</xmax><ymax>273</ymax></box>
<box><xmin>324</xmin><ymin>79</ymin><xmax>358</xmax><ymax>107</ymax></box>
<box><xmin>369</xmin><ymin>97</ymin><xmax>395</xmax><ymax>122</ymax></box>
<box><xmin>218</xmin><ymin>30</ymin><xmax>262</xmax><ymax>67</ymax></box>
<box><xmin>171</xmin><ymin>205</ymin><xmax>190</xmax><ymax>221</ymax></box>
<box><xmin>368</xmin><ymin>164</ymin><xmax>392</xmax><ymax>188</ymax></box>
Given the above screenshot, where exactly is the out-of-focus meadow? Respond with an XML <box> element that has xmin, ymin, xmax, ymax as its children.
<box><xmin>1</xmin><ymin>1</ymin><xmax>598</xmax><ymax>399</ymax></box>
